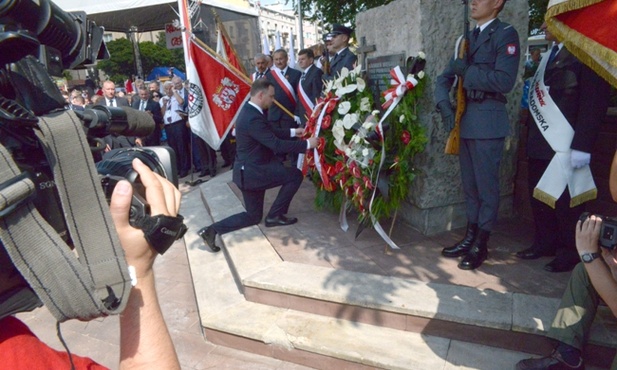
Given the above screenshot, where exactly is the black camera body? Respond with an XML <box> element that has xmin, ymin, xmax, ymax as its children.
<box><xmin>579</xmin><ymin>212</ymin><xmax>617</xmax><ymax>250</ymax></box>
<box><xmin>0</xmin><ymin>0</ymin><xmax>176</xmax><ymax>244</ymax></box>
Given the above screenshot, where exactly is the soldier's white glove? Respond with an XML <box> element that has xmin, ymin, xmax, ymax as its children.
<box><xmin>570</xmin><ymin>149</ymin><xmax>591</xmax><ymax>169</ymax></box>
<box><xmin>294</xmin><ymin>115</ymin><xmax>302</xmax><ymax>125</ymax></box>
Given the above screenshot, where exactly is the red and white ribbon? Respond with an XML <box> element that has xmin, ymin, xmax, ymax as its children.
<box><xmin>382</xmin><ymin>66</ymin><xmax>418</xmax><ymax>110</ymax></box>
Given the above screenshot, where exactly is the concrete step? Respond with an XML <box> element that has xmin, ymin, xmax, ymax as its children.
<box><xmin>181</xmin><ymin>172</ymin><xmax>616</xmax><ymax>369</ymax></box>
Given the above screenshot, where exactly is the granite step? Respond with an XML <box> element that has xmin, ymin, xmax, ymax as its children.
<box><xmin>181</xmin><ymin>172</ymin><xmax>616</xmax><ymax>369</ymax></box>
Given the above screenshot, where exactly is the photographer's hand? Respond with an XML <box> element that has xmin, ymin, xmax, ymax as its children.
<box><xmin>109</xmin><ymin>158</ymin><xmax>181</xmax><ymax>370</ymax></box>
<box><xmin>575</xmin><ymin>215</ymin><xmax>601</xmax><ymax>254</ymax></box>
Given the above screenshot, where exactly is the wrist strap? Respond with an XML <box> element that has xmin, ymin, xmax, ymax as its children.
<box><xmin>135</xmin><ymin>214</ymin><xmax>188</xmax><ymax>255</ymax></box>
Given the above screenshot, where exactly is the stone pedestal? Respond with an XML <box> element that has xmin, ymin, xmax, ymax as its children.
<box><xmin>356</xmin><ymin>0</ymin><xmax>529</xmax><ymax>235</ymax></box>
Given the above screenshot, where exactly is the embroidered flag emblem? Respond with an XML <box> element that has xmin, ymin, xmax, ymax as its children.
<box><xmin>506</xmin><ymin>44</ymin><xmax>517</xmax><ymax>55</ymax></box>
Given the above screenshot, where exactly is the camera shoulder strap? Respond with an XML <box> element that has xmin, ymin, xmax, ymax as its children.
<box><xmin>0</xmin><ymin>109</ymin><xmax>132</xmax><ymax>322</ymax></box>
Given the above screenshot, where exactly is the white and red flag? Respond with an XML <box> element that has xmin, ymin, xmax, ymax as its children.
<box><xmin>178</xmin><ymin>0</ymin><xmax>251</xmax><ymax>150</ymax></box>
<box><xmin>124</xmin><ymin>77</ymin><xmax>134</xmax><ymax>94</ymax></box>
<box><xmin>546</xmin><ymin>0</ymin><xmax>617</xmax><ymax>87</ymax></box>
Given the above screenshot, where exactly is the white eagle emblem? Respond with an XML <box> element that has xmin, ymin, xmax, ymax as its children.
<box><xmin>212</xmin><ymin>77</ymin><xmax>239</xmax><ymax>110</ymax></box>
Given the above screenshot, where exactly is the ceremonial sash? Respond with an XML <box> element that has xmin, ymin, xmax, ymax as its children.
<box><xmin>271</xmin><ymin>68</ymin><xmax>297</xmax><ymax>104</ymax></box>
<box><xmin>252</xmin><ymin>72</ymin><xmax>257</xmax><ymax>81</ymax></box>
<box><xmin>528</xmin><ymin>52</ymin><xmax>597</xmax><ymax>208</ymax></box>
<box><xmin>298</xmin><ymin>76</ymin><xmax>315</xmax><ymax>118</ymax></box>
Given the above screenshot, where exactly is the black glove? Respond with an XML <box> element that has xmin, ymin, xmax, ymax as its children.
<box><xmin>437</xmin><ymin>101</ymin><xmax>455</xmax><ymax>132</ymax></box>
<box><xmin>450</xmin><ymin>58</ymin><xmax>469</xmax><ymax>77</ymax></box>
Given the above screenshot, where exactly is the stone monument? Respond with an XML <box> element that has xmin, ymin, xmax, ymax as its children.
<box><xmin>355</xmin><ymin>0</ymin><xmax>529</xmax><ymax>235</ymax></box>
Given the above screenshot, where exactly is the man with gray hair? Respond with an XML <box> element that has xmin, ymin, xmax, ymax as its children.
<box><xmin>252</xmin><ymin>53</ymin><xmax>270</xmax><ymax>81</ymax></box>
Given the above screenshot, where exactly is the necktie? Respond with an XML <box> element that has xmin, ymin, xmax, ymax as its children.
<box><xmin>301</xmin><ymin>72</ymin><xmax>306</xmax><ymax>81</ymax></box>
<box><xmin>472</xmin><ymin>27</ymin><xmax>480</xmax><ymax>42</ymax></box>
<box><xmin>108</xmin><ymin>98</ymin><xmax>115</xmax><ymax>107</ymax></box>
<box><xmin>548</xmin><ymin>45</ymin><xmax>560</xmax><ymax>63</ymax></box>
<box><xmin>140</xmin><ymin>100</ymin><xmax>146</xmax><ymax>111</ymax></box>
<box><xmin>257</xmin><ymin>72</ymin><xmax>263</xmax><ymax>79</ymax></box>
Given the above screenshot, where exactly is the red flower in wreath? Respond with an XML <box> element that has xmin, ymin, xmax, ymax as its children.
<box><xmin>401</xmin><ymin>130</ymin><xmax>411</xmax><ymax>145</ymax></box>
<box><xmin>321</xmin><ymin>115</ymin><xmax>332</xmax><ymax>130</ymax></box>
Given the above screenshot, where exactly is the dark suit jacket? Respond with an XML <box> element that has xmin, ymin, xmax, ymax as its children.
<box><xmin>132</xmin><ymin>98</ymin><xmax>163</xmax><ymax>146</ymax></box>
<box><xmin>132</xmin><ymin>98</ymin><xmax>163</xmax><ymax>125</ymax></box>
<box><xmin>96</xmin><ymin>96</ymin><xmax>130</xmax><ymax>107</ymax></box>
<box><xmin>296</xmin><ymin>65</ymin><xmax>324</xmax><ymax>125</ymax></box>
<box><xmin>325</xmin><ymin>47</ymin><xmax>357</xmax><ymax>80</ymax></box>
<box><xmin>435</xmin><ymin>18</ymin><xmax>519</xmax><ymax>139</ymax></box>
<box><xmin>232</xmin><ymin>102</ymin><xmax>307</xmax><ymax>191</ymax></box>
<box><xmin>266</xmin><ymin>67</ymin><xmax>302</xmax><ymax>123</ymax></box>
<box><xmin>527</xmin><ymin>47</ymin><xmax>611</xmax><ymax>160</ymax></box>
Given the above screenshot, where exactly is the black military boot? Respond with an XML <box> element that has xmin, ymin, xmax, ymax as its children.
<box><xmin>441</xmin><ymin>223</ymin><xmax>478</xmax><ymax>258</ymax></box>
<box><xmin>458</xmin><ymin>229</ymin><xmax>490</xmax><ymax>270</ymax></box>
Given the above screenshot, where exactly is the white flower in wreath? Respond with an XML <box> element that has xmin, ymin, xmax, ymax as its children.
<box><xmin>399</xmin><ymin>114</ymin><xmax>405</xmax><ymax>123</ymax></box>
<box><xmin>336</xmin><ymin>84</ymin><xmax>357</xmax><ymax>97</ymax></box>
<box><xmin>356</xmin><ymin>77</ymin><xmax>366</xmax><ymax>92</ymax></box>
<box><xmin>342</xmin><ymin>113</ymin><xmax>358</xmax><ymax>129</ymax></box>
<box><xmin>417</xmin><ymin>70</ymin><xmax>425</xmax><ymax>79</ymax></box>
<box><xmin>362</xmin><ymin>120</ymin><xmax>375</xmax><ymax>131</ymax></box>
<box><xmin>338</xmin><ymin>101</ymin><xmax>351</xmax><ymax>115</ymax></box>
<box><xmin>371</xmin><ymin>110</ymin><xmax>380</xmax><ymax>116</ymax></box>
<box><xmin>332</xmin><ymin>123</ymin><xmax>346</xmax><ymax>147</ymax></box>
<box><xmin>362</xmin><ymin>148</ymin><xmax>370</xmax><ymax>157</ymax></box>
<box><xmin>353</xmin><ymin>64</ymin><xmax>362</xmax><ymax>76</ymax></box>
<box><xmin>324</xmin><ymin>79</ymin><xmax>335</xmax><ymax>93</ymax></box>
<box><xmin>339</xmin><ymin>67</ymin><xmax>350</xmax><ymax>80</ymax></box>
<box><xmin>418</xmin><ymin>51</ymin><xmax>426</xmax><ymax>59</ymax></box>
<box><xmin>360</xmin><ymin>97</ymin><xmax>371</xmax><ymax>112</ymax></box>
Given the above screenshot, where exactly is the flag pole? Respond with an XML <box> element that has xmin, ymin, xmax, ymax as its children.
<box><xmin>211</xmin><ymin>8</ymin><xmax>249</xmax><ymax>76</ymax></box>
<box><xmin>191</xmin><ymin>36</ymin><xmax>297</xmax><ymax>119</ymax></box>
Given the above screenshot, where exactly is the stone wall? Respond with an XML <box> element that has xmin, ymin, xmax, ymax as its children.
<box><xmin>356</xmin><ymin>0</ymin><xmax>529</xmax><ymax>235</ymax></box>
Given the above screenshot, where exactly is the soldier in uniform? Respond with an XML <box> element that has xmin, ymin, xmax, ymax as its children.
<box><xmin>322</xmin><ymin>24</ymin><xmax>357</xmax><ymax>80</ymax></box>
<box><xmin>435</xmin><ymin>0</ymin><xmax>520</xmax><ymax>270</ymax></box>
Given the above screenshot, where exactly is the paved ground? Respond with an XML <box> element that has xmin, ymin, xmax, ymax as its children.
<box><xmin>16</xmin><ymin>164</ymin><xmax>579</xmax><ymax>369</ymax></box>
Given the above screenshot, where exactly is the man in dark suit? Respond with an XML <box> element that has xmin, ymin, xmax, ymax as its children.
<box><xmin>96</xmin><ymin>80</ymin><xmax>135</xmax><ymax>150</ymax></box>
<box><xmin>323</xmin><ymin>24</ymin><xmax>357</xmax><ymax>80</ymax></box>
<box><xmin>296</xmin><ymin>48</ymin><xmax>324</xmax><ymax>126</ymax></box>
<box><xmin>435</xmin><ymin>0</ymin><xmax>520</xmax><ymax>270</ymax></box>
<box><xmin>515</xmin><ymin>22</ymin><xmax>611</xmax><ymax>273</ymax></box>
<box><xmin>198</xmin><ymin>79</ymin><xmax>318</xmax><ymax>252</ymax></box>
<box><xmin>267</xmin><ymin>49</ymin><xmax>302</xmax><ymax>131</ymax></box>
<box><xmin>251</xmin><ymin>53</ymin><xmax>270</xmax><ymax>81</ymax></box>
<box><xmin>99</xmin><ymin>81</ymin><xmax>130</xmax><ymax>108</ymax></box>
<box><xmin>132</xmin><ymin>87</ymin><xmax>163</xmax><ymax>146</ymax></box>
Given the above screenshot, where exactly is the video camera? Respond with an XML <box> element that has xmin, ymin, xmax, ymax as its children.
<box><xmin>0</xmin><ymin>0</ymin><xmax>185</xmax><ymax>322</ymax></box>
<box><xmin>579</xmin><ymin>212</ymin><xmax>617</xmax><ymax>250</ymax></box>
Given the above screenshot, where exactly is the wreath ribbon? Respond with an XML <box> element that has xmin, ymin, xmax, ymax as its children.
<box><xmin>382</xmin><ymin>66</ymin><xmax>418</xmax><ymax>110</ymax></box>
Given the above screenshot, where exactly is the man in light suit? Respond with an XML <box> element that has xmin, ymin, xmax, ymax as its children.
<box><xmin>323</xmin><ymin>24</ymin><xmax>357</xmax><ymax>80</ymax></box>
<box><xmin>296</xmin><ymin>48</ymin><xmax>323</xmax><ymax>126</ymax></box>
<box><xmin>435</xmin><ymin>0</ymin><xmax>520</xmax><ymax>270</ymax></box>
<box><xmin>515</xmin><ymin>23</ymin><xmax>611</xmax><ymax>273</ymax></box>
<box><xmin>132</xmin><ymin>87</ymin><xmax>163</xmax><ymax>146</ymax></box>
<box><xmin>198</xmin><ymin>79</ymin><xmax>318</xmax><ymax>252</ymax></box>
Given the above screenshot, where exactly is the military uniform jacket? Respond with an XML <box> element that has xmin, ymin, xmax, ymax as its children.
<box><xmin>296</xmin><ymin>65</ymin><xmax>324</xmax><ymax>124</ymax></box>
<box><xmin>435</xmin><ymin>18</ymin><xmax>520</xmax><ymax>139</ymax></box>
<box><xmin>526</xmin><ymin>47</ymin><xmax>611</xmax><ymax>160</ymax></box>
<box><xmin>266</xmin><ymin>67</ymin><xmax>302</xmax><ymax>123</ymax></box>
<box><xmin>325</xmin><ymin>48</ymin><xmax>357</xmax><ymax>80</ymax></box>
<box><xmin>232</xmin><ymin>102</ymin><xmax>307</xmax><ymax>190</ymax></box>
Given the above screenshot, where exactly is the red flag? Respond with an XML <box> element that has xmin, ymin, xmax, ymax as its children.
<box><xmin>124</xmin><ymin>78</ymin><xmax>134</xmax><ymax>94</ymax></box>
<box><xmin>546</xmin><ymin>0</ymin><xmax>617</xmax><ymax>87</ymax></box>
<box><xmin>186</xmin><ymin>40</ymin><xmax>250</xmax><ymax>150</ymax></box>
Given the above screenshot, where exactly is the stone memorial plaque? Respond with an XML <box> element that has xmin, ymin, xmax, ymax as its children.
<box><xmin>366</xmin><ymin>53</ymin><xmax>406</xmax><ymax>103</ymax></box>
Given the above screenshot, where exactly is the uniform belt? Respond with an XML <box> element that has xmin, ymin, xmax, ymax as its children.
<box><xmin>467</xmin><ymin>90</ymin><xmax>507</xmax><ymax>103</ymax></box>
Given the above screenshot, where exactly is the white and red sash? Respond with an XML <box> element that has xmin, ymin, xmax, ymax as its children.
<box><xmin>528</xmin><ymin>49</ymin><xmax>597</xmax><ymax>208</ymax></box>
<box><xmin>271</xmin><ymin>67</ymin><xmax>297</xmax><ymax>104</ymax></box>
<box><xmin>251</xmin><ymin>72</ymin><xmax>257</xmax><ymax>81</ymax></box>
<box><xmin>298</xmin><ymin>69</ymin><xmax>315</xmax><ymax>118</ymax></box>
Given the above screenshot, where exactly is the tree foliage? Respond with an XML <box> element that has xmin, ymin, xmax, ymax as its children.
<box><xmin>291</xmin><ymin>0</ymin><xmax>548</xmax><ymax>37</ymax></box>
<box><xmin>96</xmin><ymin>32</ymin><xmax>185</xmax><ymax>84</ymax></box>
<box><xmin>528</xmin><ymin>0</ymin><xmax>549</xmax><ymax>35</ymax></box>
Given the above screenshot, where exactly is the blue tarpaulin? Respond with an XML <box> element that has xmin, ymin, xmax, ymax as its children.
<box><xmin>146</xmin><ymin>67</ymin><xmax>186</xmax><ymax>81</ymax></box>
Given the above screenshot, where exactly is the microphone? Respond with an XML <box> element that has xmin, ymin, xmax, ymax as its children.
<box><xmin>118</xmin><ymin>106</ymin><xmax>155</xmax><ymax>137</ymax></box>
<box><xmin>77</xmin><ymin>106</ymin><xmax>155</xmax><ymax>138</ymax></box>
